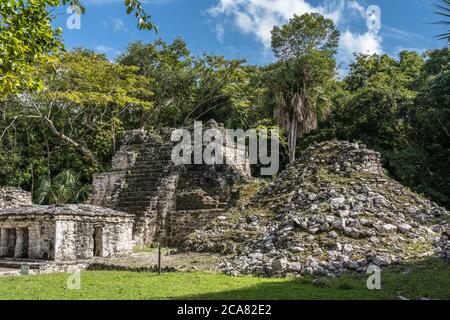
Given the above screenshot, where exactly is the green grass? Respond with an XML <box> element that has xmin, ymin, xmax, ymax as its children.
<box><xmin>0</xmin><ymin>258</ymin><xmax>449</xmax><ymax>300</ymax></box>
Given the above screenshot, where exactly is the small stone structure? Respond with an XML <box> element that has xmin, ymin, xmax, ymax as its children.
<box><xmin>0</xmin><ymin>204</ymin><xmax>133</xmax><ymax>261</ymax></box>
<box><xmin>90</xmin><ymin>120</ymin><xmax>251</xmax><ymax>247</ymax></box>
<box><xmin>0</xmin><ymin>187</ymin><xmax>32</xmax><ymax>208</ymax></box>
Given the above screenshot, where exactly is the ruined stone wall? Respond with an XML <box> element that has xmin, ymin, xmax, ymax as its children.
<box><xmin>89</xmin><ymin>131</ymin><xmax>143</xmax><ymax>208</ymax></box>
<box><xmin>164</xmin><ymin>209</ymin><xmax>226</xmax><ymax>246</ymax></box>
<box><xmin>53</xmin><ymin>216</ymin><xmax>133</xmax><ymax>261</ymax></box>
<box><xmin>88</xmin><ymin>172</ymin><xmax>127</xmax><ymax>208</ymax></box>
<box><xmin>0</xmin><ymin>187</ymin><xmax>32</xmax><ymax>208</ymax></box>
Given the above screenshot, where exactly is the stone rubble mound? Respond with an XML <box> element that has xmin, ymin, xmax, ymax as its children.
<box><xmin>187</xmin><ymin>141</ymin><xmax>450</xmax><ymax>277</ymax></box>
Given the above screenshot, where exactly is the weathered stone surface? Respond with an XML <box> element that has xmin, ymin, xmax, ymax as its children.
<box><xmin>0</xmin><ymin>187</ymin><xmax>32</xmax><ymax>208</ymax></box>
<box><xmin>0</xmin><ymin>204</ymin><xmax>134</xmax><ymax>261</ymax></box>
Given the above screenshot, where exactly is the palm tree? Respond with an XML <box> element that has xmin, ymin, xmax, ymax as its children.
<box><xmin>270</xmin><ymin>13</ymin><xmax>339</xmax><ymax>163</ymax></box>
<box><xmin>273</xmin><ymin>61</ymin><xmax>332</xmax><ymax>163</ymax></box>
<box><xmin>433</xmin><ymin>0</ymin><xmax>450</xmax><ymax>42</ymax></box>
<box><xmin>35</xmin><ymin>170</ymin><xmax>92</xmax><ymax>204</ymax></box>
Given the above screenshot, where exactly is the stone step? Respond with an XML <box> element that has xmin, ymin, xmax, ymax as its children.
<box><xmin>138</xmin><ymin>148</ymin><xmax>173</xmax><ymax>154</ymax></box>
<box><xmin>135</xmin><ymin>156</ymin><xmax>172</xmax><ymax>161</ymax></box>
<box><xmin>129</xmin><ymin>164</ymin><xmax>172</xmax><ymax>171</ymax></box>
<box><xmin>124</xmin><ymin>182</ymin><xmax>160</xmax><ymax>189</ymax></box>
<box><xmin>125</xmin><ymin>178</ymin><xmax>163</xmax><ymax>184</ymax></box>
<box><xmin>138</xmin><ymin>150</ymin><xmax>173</xmax><ymax>156</ymax></box>
<box><xmin>136</xmin><ymin>153</ymin><xmax>157</xmax><ymax>158</ymax></box>
<box><xmin>119</xmin><ymin>190</ymin><xmax>159</xmax><ymax>197</ymax></box>
<box><xmin>118</xmin><ymin>195</ymin><xmax>157</xmax><ymax>202</ymax></box>
<box><xmin>122</xmin><ymin>184</ymin><xmax>160</xmax><ymax>191</ymax></box>
<box><xmin>116</xmin><ymin>200</ymin><xmax>155</xmax><ymax>207</ymax></box>
<box><xmin>126</xmin><ymin>176</ymin><xmax>164</xmax><ymax>183</ymax></box>
<box><xmin>0</xmin><ymin>260</ymin><xmax>41</xmax><ymax>270</ymax></box>
<box><xmin>134</xmin><ymin>158</ymin><xmax>173</xmax><ymax>164</ymax></box>
<box><xmin>217</xmin><ymin>202</ymin><xmax>228</xmax><ymax>208</ymax></box>
<box><xmin>127</xmin><ymin>171</ymin><xmax>167</xmax><ymax>177</ymax></box>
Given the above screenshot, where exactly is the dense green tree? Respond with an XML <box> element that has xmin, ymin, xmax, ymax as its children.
<box><xmin>0</xmin><ymin>0</ymin><xmax>154</xmax><ymax>96</ymax></box>
<box><xmin>302</xmin><ymin>48</ymin><xmax>450</xmax><ymax>208</ymax></box>
<box><xmin>118</xmin><ymin>39</ymin><xmax>259</xmax><ymax>129</ymax></box>
<box><xmin>0</xmin><ymin>50</ymin><xmax>154</xmax><ymax>196</ymax></box>
<box><xmin>268</xmin><ymin>13</ymin><xmax>340</xmax><ymax>163</ymax></box>
<box><xmin>408</xmin><ymin>48</ymin><xmax>450</xmax><ymax>205</ymax></box>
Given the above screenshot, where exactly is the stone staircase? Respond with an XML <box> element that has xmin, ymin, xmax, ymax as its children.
<box><xmin>115</xmin><ymin>141</ymin><xmax>175</xmax><ymax>216</ymax></box>
<box><xmin>113</xmin><ymin>140</ymin><xmax>179</xmax><ymax>246</ymax></box>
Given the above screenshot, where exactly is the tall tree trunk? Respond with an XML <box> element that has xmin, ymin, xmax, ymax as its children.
<box><xmin>288</xmin><ymin>118</ymin><xmax>297</xmax><ymax>164</ymax></box>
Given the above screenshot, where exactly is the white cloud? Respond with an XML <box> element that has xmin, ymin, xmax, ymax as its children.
<box><xmin>215</xmin><ymin>23</ymin><xmax>226</xmax><ymax>42</ymax></box>
<box><xmin>95</xmin><ymin>45</ymin><xmax>114</xmax><ymax>53</ymax></box>
<box><xmin>340</xmin><ymin>30</ymin><xmax>382</xmax><ymax>57</ymax></box>
<box><xmin>208</xmin><ymin>0</ymin><xmax>384</xmax><ymax>66</ymax></box>
<box><xmin>346</xmin><ymin>0</ymin><xmax>366</xmax><ymax>17</ymax></box>
<box><xmin>209</xmin><ymin>0</ymin><xmax>341</xmax><ymax>48</ymax></box>
<box><xmin>112</xmin><ymin>18</ymin><xmax>126</xmax><ymax>32</ymax></box>
<box><xmin>382</xmin><ymin>25</ymin><xmax>424</xmax><ymax>42</ymax></box>
<box><xmin>100</xmin><ymin>18</ymin><xmax>127</xmax><ymax>32</ymax></box>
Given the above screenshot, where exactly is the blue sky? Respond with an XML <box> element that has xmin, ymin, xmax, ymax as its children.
<box><xmin>52</xmin><ymin>0</ymin><xmax>447</xmax><ymax>70</ymax></box>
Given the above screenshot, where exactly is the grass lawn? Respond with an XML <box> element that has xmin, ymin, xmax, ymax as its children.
<box><xmin>0</xmin><ymin>258</ymin><xmax>449</xmax><ymax>300</ymax></box>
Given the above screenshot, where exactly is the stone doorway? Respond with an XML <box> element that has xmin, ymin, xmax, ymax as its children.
<box><xmin>7</xmin><ymin>229</ymin><xmax>16</xmax><ymax>257</ymax></box>
<box><xmin>14</xmin><ymin>228</ymin><xmax>29</xmax><ymax>258</ymax></box>
<box><xmin>0</xmin><ymin>228</ymin><xmax>29</xmax><ymax>258</ymax></box>
<box><xmin>93</xmin><ymin>227</ymin><xmax>103</xmax><ymax>257</ymax></box>
<box><xmin>0</xmin><ymin>228</ymin><xmax>16</xmax><ymax>258</ymax></box>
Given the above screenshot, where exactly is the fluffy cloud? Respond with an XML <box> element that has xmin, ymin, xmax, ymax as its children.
<box><xmin>209</xmin><ymin>0</ymin><xmax>342</xmax><ymax>47</ymax></box>
<box><xmin>208</xmin><ymin>0</ymin><xmax>383</xmax><ymax>63</ymax></box>
<box><xmin>340</xmin><ymin>30</ymin><xmax>382</xmax><ymax>58</ymax></box>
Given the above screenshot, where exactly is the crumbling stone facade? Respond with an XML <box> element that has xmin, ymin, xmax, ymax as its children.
<box><xmin>90</xmin><ymin>120</ymin><xmax>251</xmax><ymax>247</ymax></box>
<box><xmin>0</xmin><ymin>187</ymin><xmax>32</xmax><ymax>208</ymax></box>
<box><xmin>0</xmin><ymin>204</ymin><xmax>133</xmax><ymax>261</ymax></box>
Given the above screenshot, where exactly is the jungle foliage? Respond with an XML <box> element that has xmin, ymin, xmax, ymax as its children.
<box><xmin>0</xmin><ymin>8</ymin><xmax>448</xmax><ymax>208</ymax></box>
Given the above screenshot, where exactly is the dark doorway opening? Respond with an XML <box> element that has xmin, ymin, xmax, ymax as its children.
<box><xmin>6</xmin><ymin>229</ymin><xmax>16</xmax><ymax>258</ymax></box>
<box><xmin>93</xmin><ymin>227</ymin><xmax>103</xmax><ymax>257</ymax></box>
<box><xmin>15</xmin><ymin>228</ymin><xmax>29</xmax><ymax>258</ymax></box>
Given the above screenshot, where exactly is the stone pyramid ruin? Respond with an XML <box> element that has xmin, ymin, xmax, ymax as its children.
<box><xmin>185</xmin><ymin>140</ymin><xmax>450</xmax><ymax>276</ymax></box>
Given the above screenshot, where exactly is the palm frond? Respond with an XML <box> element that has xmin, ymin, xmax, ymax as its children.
<box><xmin>34</xmin><ymin>170</ymin><xmax>90</xmax><ymax>204</ymax></box>
<box><xmin>432</xmin><ymin>0</ymin><xmax>450</xmax><ymax>41</ymax></box>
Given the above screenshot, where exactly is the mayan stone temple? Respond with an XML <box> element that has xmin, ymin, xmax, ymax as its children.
<box><xmin>89</xmin><ymin>120</ymin><xmax>251</xmax><ymax>247</ymax></box>
<box><xmin>0</xmin><ymin>120</ymin><xmax>250</xmax><ymax>267</ymax></box>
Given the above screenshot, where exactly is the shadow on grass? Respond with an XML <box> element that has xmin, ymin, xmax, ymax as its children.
<box><xmin>178</xmin><ymin>258</ymin><xmax>450</xmax><ymax>300</ymax></box>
